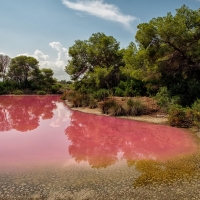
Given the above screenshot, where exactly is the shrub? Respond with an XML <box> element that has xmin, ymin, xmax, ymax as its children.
<box><xmin>12</xmin><ymin>90</ymin><xmax>24</xmax><ymax>95</ymax></box>
<box><xmin>100</xmin><ymin>99</ymin><xmax>125</xmax><ymax>116</ymax></box>
<box><xmin>51</xmin><ymin>83</ymin><xmax>62</xmax><ymax>94</ymax></box>
<box><xmin>89</xmin><ymin>98</ymin><xmax>98</xmax><ymax>109</ymax></box>
<box><xmin>65</xmin><ymin>91</ymin><xmax>92</xmax><ymax>107</ymax></box>
<box><xmin>117</xmin><ymin>79</ymin><xmax>146</xmax><ymax>97</ymax></box>
<box><xmin>192</xmin><ymin>99</ymin><xmax>200</xmax><ymax>130</ymax></box>
<box><xmin>71</xmin><ymin>93</ymin><xmax>84</xmax><ymax>107</ymax></box>
<box><xmin>37</xmin><ymin>90</ymin><xmax>47</xmax><ymax>95</ymax></box>
<box><xmin>168</xmin><ymin>104</ymin><xmax>193</xmax><ymax>128</ymax></box>
<box><xmin>80</xmin><ymin>94</ymin><xmax>91</xmax><ymax>107</ymax></box>
<box><xmin>154</xmin><ymin>87</ymin><xmax>171</xmax><ymax>112</ymax></box>
<box><xmin>126</xmin><ymin>98</ymin><xmax>147</xmax><ymax>116</ymax></box>
<box><xmin>93</xmin><ymin>89</ymin><xmax>110</xmax><ymax>101</ymax></box>
<box><xmin>60</xmin><ymin>92</ymin><xmax>67</xmax><ymax>100</ymax></box>
<box><xmin>114</xmin><ymin>87</ymin><xmax>124</xmax><ymax>97</ymax></box>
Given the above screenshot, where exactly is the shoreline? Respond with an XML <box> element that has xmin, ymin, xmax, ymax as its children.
<box><xmin>65</xmin><ymin>100</ymin><xmax>168</xmax><ymax>124</ymax></box>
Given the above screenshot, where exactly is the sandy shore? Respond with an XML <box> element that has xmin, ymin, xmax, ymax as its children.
<box><xmin>65</xmin><ymin>100</ymin><xmax>168</xmax><ymax>124</ymax></box>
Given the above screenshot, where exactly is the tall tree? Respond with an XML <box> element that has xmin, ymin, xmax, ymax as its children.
<box><xmin>0</xmin><ymin>54</ymin><xmax>11</xmax><ymax>82</ymax></box>
<box><xmin>135</xmin><ymin>5</ymin><xmax>200</xmax><ymax>80</ymax></box>
<box><xmin>135</xmin><ymin>5</ymin><xmax>200</xmax><ymax>104</ymax></box>
<box><xmin>65</xmin><ymin>32</ymin><xmax>123</xmax><ymax>81</ymax></box>
<box><xmin>7</xmin><ymin>55</ymin><xmax>39</xmax><ymax>88</ymax></box>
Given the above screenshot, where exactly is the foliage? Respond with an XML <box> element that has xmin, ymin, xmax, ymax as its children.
<box><xmin>7</xmin><ymin>55</ymin><xmax>39</xmax><ymax>88</ymax></box>
<box><xmin>88</xmin><ymin>98</ymin><xmax>98</xmax><ymax>109</ymax></box>
<box><xmin>12</xmin><ymin>90</ymin><xmax>24</xmax><ymax>95</ymax></box>
<box><xmin>37</xmin><ymin>90</ymin><xmax>47</xmax><ymax>95</ymax></box>
<box><xmin>0</xmin><ymin>81</ymin><xmax>16</xmax><ymax>94</ymax></box>
<box><xmin>135</xmin><ymin>5</ymin><xmax>200</xmax><ymax>105</ymax></box>
<box><xmin>65</xmin><ymin>32</ymin><xmax>123</xmax><ymax>95</ymax></box>
<box><xmin>92</xmin><ymin>89</ymin><xmax>110</xmax><ymax>101</ymax></box>
<box><xmin>126</xmin><ymin>98</ymin><xmax>147</xmax><ymax>116</ymax></box>
<box><xmin>168</xmin><ymin>78</ymin><xmax>200</xmax><ymax>106</ymax></box>
<box><xmin>192</xmin><ymin>99</ymin><xmax>200</xmax><ymax>130</ymax></box>
<box><xmin>51</xmin><ymin>83</ymin><xmax>62</xmax><ymax>94</ymax></box>
<box><xmin>154</xmin><ymin>87</ymin><xmax>171</xmax><ymax>112</ymax></box>
<box><xmin>65</xmin><ymin>91</ymin><xmax>92</xmax><ymax>108</ymax></box>
<box><xmin>60</xmin><ymin>92</ymin><xmax>67</xmax><ymax>100</ymax></box>
<box><xmin>168</xmin><ymin>104</ymin><xmax>193</xmax><ymax>128</ymax></box>
<box><xmin>114</xmin><ymin>87</ymin><xmax>124</xmax><ymax>97</ymax></box>
<box><xmin>136</xmin><ymin>5</ymin><xmax>200</xmax><ymax>77</ymax></box>
<box><xmin>100</xmin><ymin>99</ymin><xmax>125</xmax><ymax>116</ymax></box>
<box><xmin>65</xmin><ymin>32</ymin><xmax>122</xmax><ymax>81</ymax></box>
<box><xmin>115</xmin><ymin>79</ymin><xmax>146</xmax><ymax>97</ymax></box>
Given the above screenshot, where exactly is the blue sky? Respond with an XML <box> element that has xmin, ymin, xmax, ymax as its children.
<box><xmin>0</xmin><ymin>0</ymin><xmax>199</xmax><ymax>80</ymax></box>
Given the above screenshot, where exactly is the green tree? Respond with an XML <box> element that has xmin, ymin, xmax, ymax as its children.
<box><xmin>30</xmin><ymin>68</ymin><xmax>56</xmax><ymax>92</ymax></box>
<box><xmin>135</xmin><ymin>5</ymin><xmax>200</xmax><ymax>104</ymax></box>
<box><xmin>136</xmin><ymin>5</ymin><xmax>200</xmax><ymax>79</ymax></box>
<box><xmin>65</xmin><ymin>32</ymin><xmax>123</xmax><ymax>91</ymax></box>
<box><xmin>7</xmin><ymin>55</ymin><xmax>39</xmax><ymax>88</ymax></box>
<box><xmin>41</xmin><ymin>68</ymin><xmax>56</xmax><ymax>92</ymax></box>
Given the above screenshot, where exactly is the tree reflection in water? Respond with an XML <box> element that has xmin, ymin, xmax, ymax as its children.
<box><xmin>0</xmin><ymin>96</ymin><xmax>59</xmax><ymax>132</ymax></box>
<box><xmin>65</xmin><ymin>111</ymin><xmax>198</xmax><ymax>168</ymax></box>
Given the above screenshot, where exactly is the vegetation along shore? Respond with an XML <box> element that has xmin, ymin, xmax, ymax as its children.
<box><xmin>61</xmin><ymin>5</ymin><xmax>200</xmax><ymax>130</ymax></box>
<box><xmin>1</xmin><ymin>5</ymin><xmax>200</xmax><ymax>130</ymax></box>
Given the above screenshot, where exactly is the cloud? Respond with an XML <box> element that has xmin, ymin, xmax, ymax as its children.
<box><xmin>34</xmin><ymin>50</ymin><xmax>49</xmax><ymax>61</ymax></box>
<box><xmin>17</xmin><ymin>42</ymin><xmax>70</xmax><ymax>81</ymax></box>
<box><xmin>62</xmin><ymin>0</ymin><xmax>137</xmax><ymax>28</ymax></box>
<box><xmin>49</xmin><ymin>42</ymin><xmax>69</xmax><ymax>63</ymax></box>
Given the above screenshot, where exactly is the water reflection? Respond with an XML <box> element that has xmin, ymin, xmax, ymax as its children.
<box><xmin>0</xmin><ymin>96</ymin><xmax>59</xmax><ymax>132</ymax></box>
<box><xmin>65</xmin><ymin>111</ymin><xmax>198</xmax><ymax>168</ymax></box>
<box><xmin>0</xmin><ymin>96</ymin><xmax>72</xmax><ymax>169</ymax></box>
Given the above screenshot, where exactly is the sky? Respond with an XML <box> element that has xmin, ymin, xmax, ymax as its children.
<box><xmin>0</xmin><ymin>0</ymin><xmax>199</xmax><ymax>81</ymax></box>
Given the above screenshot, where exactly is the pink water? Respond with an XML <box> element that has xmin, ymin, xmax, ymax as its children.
<box><xmin>0</xmin><ymin>96</ymin><xmax>198</xmax><ymax>170</ymax></box>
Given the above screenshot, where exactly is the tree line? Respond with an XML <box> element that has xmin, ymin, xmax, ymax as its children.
<box><xmin>65</xmin><ymin>5</ymin><xmax>200</xmax><ymax>107</ymax></box>
<box><xmin>0</xmin><ymin>55</ymin><xmax>65</xmax><ymax>94</ymax></box>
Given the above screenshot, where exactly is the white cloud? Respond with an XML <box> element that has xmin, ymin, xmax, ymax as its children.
<box><xmin>17</xmin><ymin>42</ymin><xmax>70</xmax><ymax>81</ymax></box>
<box><xmin>62</xmin><ymin>0</ymin><xmax>137</xmax><ymax>28</ymax></box>
<box><xmin>49</xmin><ymin>42</ymin><xmax>69</xmax><ymax>63</ymax></box>
<box><xmin>34</xmin><ymin>50</ymin><xmax>49</xmax><ymax>61</ymax></box>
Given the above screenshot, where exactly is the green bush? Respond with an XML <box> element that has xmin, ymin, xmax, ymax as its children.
<box><xmin>93</xmin><ymin>89</ymin><xmax>110</xmax><ymax>101</ymax></box>
<box><xmin>37</xmin><ymin>90</ymin><xmax>47</xmax><ymax>95</ymax></box>
<box><xmin>12</xmin><ymin>90</ymin><xmax>24</xmax><ymax>95</ymax></box>
<box><xmin>100</xmin><ymin>99</ymin><xmax>125</xmax><ymax>116</ymax></box>
<box><xmin>168</xmin><ymin>104</ymin><xmax>193</xmax><ymax>128</ymax></box>
<box><xmin>51</xmin><ymin>83</ymin><xmax>62</xmax><ymax>94</ymax></box>
<box><xmin>114</xmin><ymin>87</ymin><xmax>124</xmax><ymax>97</ymax></box>
<box><xmin>126</xmin><ymin>98</ymin><xmax>147</xmax><ymax>116</ymax></box>
<box><xmin>117</xmin><ymin>79</ymin><xmax>146</xmax><ymax>97</ymax></box>
<box><xmin>154</xmin><ymin>87</ymin><xmax>171</xmax><ymax>112</ymax></box>
<box><xmin>66</xmin><ymin>91</ymin><xmax>91</xmax><ymax>107</ymax></box>
<box><xmin>192</xmin><ymin>99</ymin><xmax>200</xmax><ymax>130</ymax></box>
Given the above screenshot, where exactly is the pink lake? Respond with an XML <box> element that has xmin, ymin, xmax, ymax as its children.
<box><xmin>0</xmin><ymin>95</ymin><xmax>198</xmax><ymax>170</ymax></box>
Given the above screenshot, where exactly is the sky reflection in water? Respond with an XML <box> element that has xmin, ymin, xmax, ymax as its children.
<box><xmin>0</xmin><ymin>96</ymin><xmax>198</xmax><ymax>170</ymax></box>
